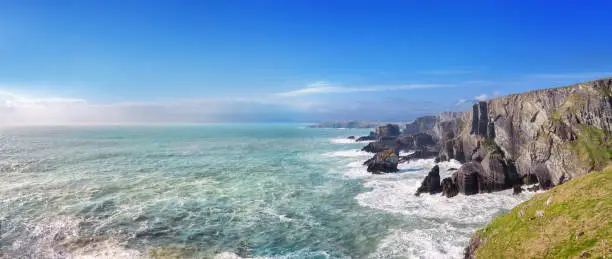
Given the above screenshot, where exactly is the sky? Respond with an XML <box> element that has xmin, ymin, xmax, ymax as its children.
<box><xmin>1</xmin><ymin>0</ymin><xmax>612</xmax><ymax>125</ymax></box>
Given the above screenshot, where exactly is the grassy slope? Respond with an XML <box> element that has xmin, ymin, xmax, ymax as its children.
<box><xmin>473</xmin><ymin>166</ymin><xmax>612</xmax><ymax>258</ymax></box>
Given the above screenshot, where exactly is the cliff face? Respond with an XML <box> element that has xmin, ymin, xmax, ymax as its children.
<box><xmin>438</xmin><ymin>78</ymin><xmax>612</xmax><ymax>190</ymax></box>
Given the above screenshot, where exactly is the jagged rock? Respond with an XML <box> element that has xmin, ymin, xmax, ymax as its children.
<box><xmin>364</xmin><ymin>149</ymin><xmax>399</xmax><ymax>174</ymax></box>
<box><xmin>513</xmin><ymin>185</ymin><xmax>523</xmax><ymax>195</ymax></box>
<box><xmin>441</xmin><ymin>177</ymin><xmax>459</xmax><ymax>198</ymax></box>
<box><xmin>363</xmin><ymin>131</ymin><xmax>438</xmax><ymax>154</ymax></box>
<box><xmin>361</xmin><ymin>136</ymin><xmax>397</xmax><ymax>153</ymax></box>
<box><xmin>356</xmin><ymin>135</ymin><xmax>376</xmax><ymax>142</ymax></box>
<box><xmin>396</xmin><ymin>132</ymin><xmax>437</xmax><ymax>152</ymax></box>
<box><xmin>404</xmin><ymin>116</ymin><xmax>438</xmax><ymax>134</ymax></box>
<box><xmin>347</xmin><ymin>136</ymin><xmax>355</xmax><ymax>140</ymax></box>
<box><xmin>527</xmin><ymin>184</ymin><xmax>541</xmax><ymax>192</ymax></box>
<box><xmin>415</xmin><ymin>165</ymin><xmax>441</xmax><ymax>196</ymax></box>
<box><xmin>356</xmin><ymin>131</ymin><xmax>377</xmax><ymax>142</ymax></box>
<box><xmin>436</xmin><ymin>117</ymin><xmax>471</xmax><ymax>163</ymax></box>
<box><xmin>479</xmin><ymin>148</ymin><xmax>510</xmax><ymax>192</ymax></box>
<box><xmin>456</xmin><ymin>162</ymin><xmax>484</xmax><ymax>195</ymax></box>
<box><xmin>375</xmin><ymin>124</ymin><xmax>401</xmax><ymax>138</ymax></box>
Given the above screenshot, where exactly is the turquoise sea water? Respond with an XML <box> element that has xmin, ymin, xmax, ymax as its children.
<box><xmin>0</xmin><ymin>125</ymin><xmax>534</xmax><ymax>258</ymax></box>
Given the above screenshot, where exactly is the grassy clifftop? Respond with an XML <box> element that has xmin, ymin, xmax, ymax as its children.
<box><xmin>469</xmin><ymin>166</ymin><xmax>611</xmax><ymax>258</ymax></box>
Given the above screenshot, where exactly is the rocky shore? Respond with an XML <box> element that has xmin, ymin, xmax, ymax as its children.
<box><xmin>348</xmin><ymin>78</ymin><xmax>612</xmax><ymax>257</ymax></box>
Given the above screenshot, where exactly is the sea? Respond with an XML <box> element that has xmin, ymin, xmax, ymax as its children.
<box><xmin>0</xmin><ymin>124</ymin><xmax>535</xmax><ymax>258</ymax></box>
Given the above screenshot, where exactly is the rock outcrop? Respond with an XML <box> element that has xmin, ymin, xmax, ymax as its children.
<box><xmin>364</xmin><ymin>149</ymin><xmax>399</xmax><ymax>174</ymax></box>
<box><xmin>356</xmin><ymin>134</ymin><xmax>376</xmax><ymax>142</ymax></box>
<box><xmin>436</xmin><ymin>78</ymin><xmax>612</xmax><ymax>192</ymax></box>
<box><xmin>415</xmin><ymin>165</ymin><xmax>441</xmax><ymax>196</ymax></box>
<box><xmin>361</xmin><ymin>136</ymin><xmax>398</xmax><ymax>153</ymax></box>
<box><xmin>404</xmin><ymin>115</ymin><xmax>438</xmax><ymax>134</ymax></box>
<box><xmin>375</xmin><ymin>124</ymin><xmax>401</xmax><ymax>138</ymax></box>
<box><xmin>441</xmin><ymin>177</ymin><xmax>459</xmax><ymax>198</ymax></box>
<box><xmin>361</xmin><ymin>124</ymin><xmax>438</xmax><ymax>153</ymax></box>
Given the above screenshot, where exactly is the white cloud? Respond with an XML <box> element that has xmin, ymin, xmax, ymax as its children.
<box><xmin>0</xmin><ymin>91</ymin><xmax>86</xmax><ymax>108</ymax></box>
<box><xmin>275</xmin><ymin>82</ymin><xmax>453</xmax><ymax>97</ymax></box>
<box><xmin>474</xmin><ymin>94</ymin><xmax>488</xmax><ymax>101</ymax></box>
<box><xmin>455</xmin><ymin>99</ymin><xmax>468</xmax><ymax>106</ymax></box>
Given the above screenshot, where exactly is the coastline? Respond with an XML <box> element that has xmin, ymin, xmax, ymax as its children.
<box><xmin>325</xmin><ymin>137</ymin><xmax>537</xmax><ymax>258</ymax></box>
<box><xmin>339</xmin><ymin>78</ymin><xmax>611</xmax><ymax>258</ymax></box>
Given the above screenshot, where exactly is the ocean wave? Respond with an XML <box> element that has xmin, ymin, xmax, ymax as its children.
<box><xmin>72</xmin><ymin>240</ymin><xmax>145</xmax><ymax>259</ymax></box>
<box><xmin>329</xmin><ymin>138</ymin><xmax>359</xmax><ymax>144</ymax></box>
<box><xmin>370</xmin><ymin>223</ymin><xmax>469</xmax><ymax>258</ymax></box>
<box><xmin>321</xmin><ymin>150</ymin><xmax>372</xmax><ymax>158</ymax></box>
<box><xmin>333</xmin><ymin>151</ymin><xmax>534</xmax><ymax>259</ymax></box>
<box><xmin>398</xmin><ymin>151</ymin><xmax>415</xmax><ymax>156</ymax></box>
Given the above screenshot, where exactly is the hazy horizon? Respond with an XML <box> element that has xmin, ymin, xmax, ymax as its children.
<box><xmin>2</xmin><ymin>1</ymin><xmax>612</xmax><ymax>125</ymax></box>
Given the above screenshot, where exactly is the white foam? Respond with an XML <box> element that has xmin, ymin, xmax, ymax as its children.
<box><xmin>398</xmin><ymin>151</ymin><xmax>415</xmax><ymax>156</ymax></box>
<box><xmin>329</xmin><ymin>138</ymin><xmax>359</xmax><ymax>144</ymax></box>
<box><xmin>213</xmin><ymin>250</ymin><xmax>330</xmax><ymax>259</ymax></box>
<box><xmin>322</xmin><ymin>150</ymin><xmax>372</xmax><ymax>158</ymax></box>
<box><xmin>214</xmin><ymin>252</ymin><xmax>244</xmax><ymax>259</ymax></box>
<box><xmin>352</xmin><ymin>158</ymin><xmax>535</xmax><ymax>258</ymax></box>
<box><xmin>371</xmin><ymin>223</ymin><xmax>469</xmax><ymax>258</ymax></box>
<box><xmin>326</xmin><ymin>147</ymin><xmax>534</xmax><ymax>259</ymax></box>
<box><xmin>73</xmin><ymin>240</ymin><xmax>145</xmax><ymax>259</ymax></box>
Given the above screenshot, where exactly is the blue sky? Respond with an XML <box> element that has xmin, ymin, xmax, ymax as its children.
<box><xmin>1</xmin><ymin>0</ymin><xmax>612</xmax><ymax>124</ymax></box>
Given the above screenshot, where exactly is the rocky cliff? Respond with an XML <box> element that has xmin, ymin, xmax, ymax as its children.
<box><xmin>437</xmin><ymin>78</ymin><xmax>612</xmax><ymax>194</ymax></box>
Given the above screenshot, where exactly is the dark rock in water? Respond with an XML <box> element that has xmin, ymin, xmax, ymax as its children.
<box><xmin>356</xmin><ymin>135</ymin><xmax>376</xmax><ymax>142</ymax></box>
<box><xmin>527</xmin><ymin>184</ymin><xmax>541</xmax><ymax>192</ymax></box>
<box><xmin>513</xmin><ymin>185</ymin><xmax>523</xmax><ymax>195</ymax></box>
<box><xmin>412</xmin><ymin>132</ymin><xmax>436</xmax><ymax>147</ymax></box>
<box><xmin>362</xmin><ymin>136</ymin><xmax>398</xmax><ymax>153</ymax></box>
<box><xmin>347</xmin><ymin>136</ymin><xmax>355</xmax><ymax>140</ymax></box>
<box><xmin>479</xmin><ymin>150</ymin><xmax>509</xmax><ymax>192</ymax></box>
<box><xmin>398</xmin><ymin>147</ymin><xmax>439</xmax><ymax>163</ymax></box>
<box><xmin>441</xmin><ymin>177</ymin><xmax>459</xmax><ymax>198</ymax></box>
<box><xmin>404</xmin><ymin>116</ymin><xmax>438</xmax><ymax>134</ymax></box>
<box><xmin>375</xmin><ymin>124</ymin><xmax>401</xmax><ymax>138</ymax></box>
<box><xmin>448</xmin><ymin>168</ymin><xmax>458</xmax><ymax>171</ymax></box>
<box><xmin>364</xmin><ymin>149</ymin><xmax>399</xmax><ymax>174</ymax></box>
<box><xmin>456</xmin><ymin>162</ymin><xmax>484</xmax><ymax>195</ymax></box>
<box><xmin>415</xmin><ymin>165</ymin><xmax>441</xmax><ymax>196</ymax></box>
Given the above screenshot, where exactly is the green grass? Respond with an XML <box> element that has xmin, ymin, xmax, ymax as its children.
<box><xmin>571</xmin><ymin>125</ymin><xmax>612</xmax><ymax>171</ymax></box>
<box><xmin>473</xmin><ymin>166</ymin><xmax>612</xmax><ymax>258</ymax></box>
